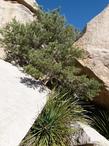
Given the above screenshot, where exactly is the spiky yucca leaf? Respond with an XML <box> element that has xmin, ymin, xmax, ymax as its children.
<box><xmin>90</xmin><ymin>108</ymin><xmax>109</xmax><ymax>139</ymax></box>
<box><xmin>20</xmin><ymin>93</ymin><xmax>84</xmax><ymax>146</ymax></box>
<box><xmin>83</xmin><ymin>101</ymin><xmax>109</xmax><ymax>140</ymax></box>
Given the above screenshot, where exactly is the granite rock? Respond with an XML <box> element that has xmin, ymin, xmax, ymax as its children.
<box><xmin>74</xmin><ymin>5</ymin><xmax>109</xmax><ymax>108</ymax></box>
<box><xmin>72</xmin><ymin>122</ymin><xmax>109</xmax><ymax>146</ymax></box>
<box><xmin>0</xmin><ymin>0</ymin><xmax>38</xmax><ymax>59</ymax></box>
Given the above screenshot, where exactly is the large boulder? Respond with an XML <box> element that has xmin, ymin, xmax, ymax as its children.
<box><xmin>0</xmin><ymin>59</ymin><xmax>48</xmax><ymax>146</ymax></box>
<box><xmin>74</xmin><ymin>5</ymin><xmax>109</xmax><ymax>108</ymax></box>
<box><xmin>0</xmin><ymin>0</ymin><xmax>37</xmax><ymax>27</ymax></box>
<box><xmin>0</xmin><ymin>0</ymin><xmax>38</xmax><ymax>59</ymax></box>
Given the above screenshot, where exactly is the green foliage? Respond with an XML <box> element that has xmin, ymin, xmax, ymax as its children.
<box><xmin>92</xmin><ymin>109</ymin><xmax>109</xmax><ymax>139</ymax></box>
<box><xmin>81</xmin><ymin>100</ymin><xmax>109</xmax><ymax>140</ymax></box>
<box><xmin>0</xmin><ymin>9</ymin><xmax>101</xmax><ymax>101</ymax></box>
<box><xmin>72</xmin><ymin>76</ymin><xmax>101</xmax><ymax>101</ymax></box>
<box><xmin>20</xmin><ymin>93</ymin><xmax>84</xmax><ymax>146</ymax></box>
<box><xmin>88</xmin><ymin>105</ymin><xmax>109</xmax><ymax>140</ymax></box>
<box><xmin>1</xmin><ymin>10</ymin><xmax>79</xmax><ymax>65</ymax></box>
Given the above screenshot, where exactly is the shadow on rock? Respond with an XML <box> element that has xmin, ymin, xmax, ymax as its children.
<box><xmin>20</xmin><ymin>77</ymin><xmax>45</xmax><ymax>92</ymax></box>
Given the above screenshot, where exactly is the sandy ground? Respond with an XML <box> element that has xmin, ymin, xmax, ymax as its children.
<box><xmin>0</xmin><ymin>59</ymin><xmax>48</xmax><ymax>146</ymax></box>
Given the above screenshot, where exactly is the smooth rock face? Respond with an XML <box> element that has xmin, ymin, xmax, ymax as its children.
<box><xmin>75</xmin><ymin>5</ymin><xmax>109</xmax><ymax>108</ymax></box>
<box><xmin>0</xmin><ymin>0</ymin><xmax>37</xmax><ymax>27</ymax></box>
<box><xmin>0</xmin><ymin>0</ymin><xmax>37</xmax><ymax>59</ymax></box>
<box><xmin>72</xmin><ymin>122</ymin><xmax>109</xmax><ymax>146</ymax></box>
<box><xmin>0</xmin><ymin>59</ymin><xmax>48</xmax><ymax>146</ymax></box>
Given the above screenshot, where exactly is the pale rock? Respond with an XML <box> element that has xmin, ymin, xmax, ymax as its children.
<box><xmin>72</xmin><ymin>122</ymin><xmax>109</xmax><ymax>146</ymax></box>
<box><xmin>0</xmin><ymin>59</ymin><xmax>48</xmax><ymax>146</ymax></box>
<box><xmin>0</xmin><ymin>0</ymin><xmax>38</xmax><ymax>59</ymax></box>
<box><xmin>74</xmin><ymin>5</ymin><xmax>109</xmax><ymax>108</ymax></box>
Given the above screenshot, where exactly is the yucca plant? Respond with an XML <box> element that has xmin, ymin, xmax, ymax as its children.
<box><xmin>20</xmin><ymin>93</ymin><xmax>84</xmax><ymax>146</ymax></box>
<box><xmin>82</xmin><ymin>100</ymin><xmax>109</xmax><ymax>140</ymax></box>
<box><xmin>90</xmin><ymin>107</ymin><xmax>109</xmax><ymax>140</ymax></box>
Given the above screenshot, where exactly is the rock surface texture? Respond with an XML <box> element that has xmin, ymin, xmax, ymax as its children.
<box><xmin>72</xmin><ymin>122</ymin><xmax>109</xmax><ymax>146</ymax></box>
<box><xmin>75</xmin><ymin>5</ymin><xmax>109</xmax><ymax>108</ymax></box>
<box><xmin>0</xmin><ymin>59</ymin><xmax>48</xmax><ymax>146</ymax></box>
<box><xmin>0</xmin><ymin>0</ymin><xmax>38</xmax><ymax>59</ymax></box>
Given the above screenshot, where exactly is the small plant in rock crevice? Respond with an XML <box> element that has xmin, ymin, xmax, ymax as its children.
<box><xmin>20</xmin><ymin>93</ymin><xmax>85</xmax><ymax>146</ymax></box>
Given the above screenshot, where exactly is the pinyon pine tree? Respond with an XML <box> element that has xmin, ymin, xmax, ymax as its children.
<box><xmin>0</xmin><ymin>9</ymin><xmax>101</xmax><ymax>100</ymax></box>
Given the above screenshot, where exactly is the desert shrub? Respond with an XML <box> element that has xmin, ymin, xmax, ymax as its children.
<box><xmin>0</xmin><ymin>9</ymin><xmax>101</xmax><ymax>100</ymax></box>
<box><xmin>20</xmin><ymin>93</ymin><xmax>84</xmax><ymax>146</ymax></box>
